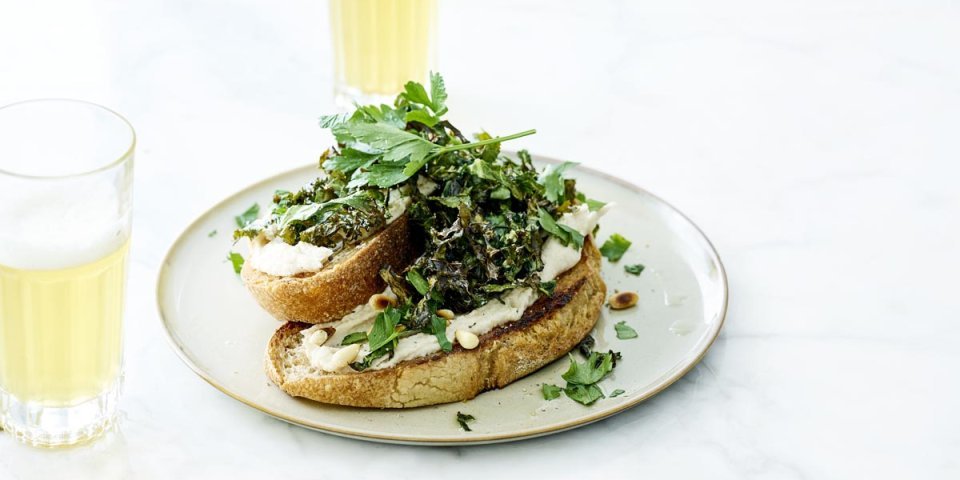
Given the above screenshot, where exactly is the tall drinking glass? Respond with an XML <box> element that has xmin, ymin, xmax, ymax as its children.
<box><xmin>329</xmin><ymin>0</ymin><xmax>438</xmax><ymax>107</ymax></box>
<box><xmin>0</xmin><ymin>99</ymin><xmax>134</xmax><ymax>447</ymax></box>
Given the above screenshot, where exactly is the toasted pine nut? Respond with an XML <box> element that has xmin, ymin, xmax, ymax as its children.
<box><xmin>436</xmin><ymin>309</ymin><xmax>455</xmax><ymax>320</ymax></box>
<box><xmin>369</xmin><ymin>293</ymin><xmax>397</xmax><ymax>311</ymax></box>
<box><xmin>330</xmin><ymin>343</ymin><xmax>361</xmax><ymax>369</ymax></box>
<box><xmin>455</xmin><ymin>330</ymin><xmax>480</xmax><ymax>350</ymax></box>
<box><xmin>609</xmin><ymin>291</ymin><xmax>639</xmax><ymax>310</ymax></box>
<box><xmin>306</xmin><ymin>329</ymin><xmax>329</xmax><ymax>346</ymax></box>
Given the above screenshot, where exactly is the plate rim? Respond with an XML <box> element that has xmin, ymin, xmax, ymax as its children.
<box><xmin>155</xmin><ymin>156</ymin><xmax>729</xmax><ymax>445</ymax></box>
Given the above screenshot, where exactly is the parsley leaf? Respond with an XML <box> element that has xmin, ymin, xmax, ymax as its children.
<box><xmin>352</xmin><ymin>308</ymin><xmax>404</xmax><ymax>371</ymax></box>
<box><xmin>365</xmin><ymin>161</ymin><xmax>412</xmax><ymax>188</ymax></box>
<box><xmin>406</xmin><ymin>269</ymin><xmax>430</xmax><ymax>295</ymax></box>
<box><xmin>322</xmin><ymin>148</ymin><xmax>376</xmax><ymax>174</ymax></box>
<box><xmin>540</xmin><ymin>161</ymin><xmax>577</xmax><ymax>204</ymax></box>
<box><xmin>341</xmin><ymin>332</ymin><xmax>368</xmax><ymax>346</ymax></box>
<box><xmin>585</xmin><ymin>198</ymin><xmax>606</xmax><ymax>211</ymax></box>
<box><xmin>624</xmin><ymin>264</ymin><xmax>645</xmax><ymax>275</ymax></box>
<box><xmin>538</xmin><ymin>208</ymin><xmax>562</xmax><ymax>235</ymax></box>
<box><xmin>402</xmin><ymin>80</ymin><xmax>432</xmax><ymax>108</ymax></box>
<box><xmin>402</xmin><ymin>72</ymin><xmax>448</xmax><ymax>118</ymax></box>
<box><xmin>368</xmin><ymin>307</ymin><xmax>402</xmax><ymax>352</ymax></box>
<box><xmin>347</xmin><ymin>122</ymin><xmax>435</xmax><ymax>165</ymax></box>
<box><xmin>456</xmin><ymin>412</ymin><xmax>475</xmax><ymax>432</ymax></box>
<box><xmin>562</xmin><ymin>352</ymin><xmax>615</xmax><ymax>385</ymax></box>
<box><xmin>542</xmin><ymin>384</ymin><xmax>562</xmax><ymax>400</ymax></box>
<box><xmin>575</xmin><ymin>192</ymin><xmax>606</xmax><ymax>212</ymax></box>
<box><xmin>227</xmin><ymin>252</ymin><xmax>244</xmax><ymax>274</ymax></box>
<box><xmin>599</xmin><ymin>233</ymin><xmax>632</xmax><ymax>262</ymax></box>
<box><xmin>553</xmin><ymin>350</ymin><xmax>621</xmax><ymax>406</ymax></box>
<box><xmin>431</xmin><ymin>314</ymin><xmax>453</xmax><ymax>352</ymax></box>
<box><xmin>610</xmin><ymin>389</ymin><xmax>626</xmax><ymax>398</ymax></box>
<box><xmin>235</xmin><ymin>203</ymin><xmax>260</xmax><ymax>228</ymax></box>
<box><xmin>538</xmin><ymin>208</ymin><xmax>583</xmax><ymax>248</ymax></box>
<box><xmin>318</xmin><ymin>112</ymin><xmax>350</xmax><ymax>129</ymax></box>
<box><xmin>348</xmin><ymin>103</ymin><xmax>405</xmax><ymax>129</ymax></box>
<box><xmin>404</xmin><ymin>109</ymin><xmax>440</xmax><ymax>127</ymax></box>
<box><xmin>429</xmin><ymin>71</ymin><xmax>448</xmax><ymax>115</ymax></box>
<box><xmin>353</xmin><ymin>126</ymin><xmax>537</xmax><ymax>189</ymax></box>
<box><xmin>276</xmin><ymin>203</ymin><xmax>322</xmax><ymax>229</ymax></box>
<box><xmin>558</xmin><ymin>224</ymin><xmax>585</xmax><ymax>249</ymax></box>
<box><xmin>564</xmin><ymin>384</ymin><xmax>605</xmax><ymax>405</ymax></box>
<box><xmin>208</xmin><ymin>230</ymin><xmax>217</xmax><ymax>237</ymax></box>
<box><xmin>614</xmin><ymin>321</ymin><xmax>639</xmax><ymax>340</ymax></box>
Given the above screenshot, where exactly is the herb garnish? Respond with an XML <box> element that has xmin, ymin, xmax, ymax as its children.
<box><xmin>540</xmin><ymin>161</ymin><xmax>577</xmax><ymax>204</ymax></box>
<box><xmin>405</xmin><ymin>269</ymin><xmax>430</xmax><ymax>295</ymax></box>
<box><xmin>624</xmin><ymin>264</ymin><xmax>644</xmax><ymax>275</ymax></box>
<box><xmin>561</xmin><ymin>351</ymin><xmax>618</xmax><ymax>405</ymax></box>
<box><xmin>341</xmin><ymin>332</ymin><xmax>368</xmax><ymax>346</ymax></box>
<box><xmin>599</xmin><ymin>233</ymin><xmax>631</xmax><ymax>262</ymax></box>
<box><xmin>538</xmin><ymin>208</ymin><xmax>585</xmax><ymax>249</ymax></box>
<box><xmin>610</xmin><ymin>389</ymin><xmax>626</xmax><ymax>398</ymax></box>
<box><xmin>235</xmin><ymin>203</ymin><xmax>260</xmax><ymax>228</ymax></box>
<box><xmin>546</xmin><ymin>343</ymin><xmax>621</xmax><ymax>405</ymax></box>
<box><xmin>614</xmin><ymin>321</ymin><xmax>638</xmax><ymax>339</ymax></box>
<box><xmin>430</xmin><ymin>314</ymin><xmax>453</xmax><ymax>352</ymax></box>
<box><xmin>542</xmin><ymin>384</ymin><xmax>563</xmax><ymax>400</ymax></box>
<box><xmin>564</xmin><ymin>384</ymin><xmax>605</xmax><ymax>405</ymax></box>
<box><xmin>575</xmin><ymin>192</ymin><xmax>606</xmax><ymax>212</ymax></box>
<box><xmin>562</xmin><ymin>351</ymin><xmax>615</xmax><ymax>385</ymax></box>
<box><xmin>456</xmin><ymin>411</ymin><xmax>476</xmax><ymax>432</ymax></box>
<box><xmin>208</xmin><ymin>230</ymin><xmax>217</xmax><ymax>237</ymax></box>
<box><xmin>237</xmin><ymin>73</ymin><xmax>607</xmax><ymax>369</ymax></box>
<box><xmin>227</xmin><ymin>252</ymin><xmax>244</xmax><ymax>274</ymax></box>
<box><xmin>351</xmin><ymin>306</ymin><xmax>404</xmax><ymax>370</ymax></box>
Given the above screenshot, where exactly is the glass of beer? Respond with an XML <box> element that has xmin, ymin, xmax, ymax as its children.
<box><xmin>0</xmin><ymin>99</ymin><xmax>134</xmax><ymax>447</ymax></box>
<box><xmin>329</xmin><ymin>0</ymin><xmax>437</xmax><ymax>108</ymax></box>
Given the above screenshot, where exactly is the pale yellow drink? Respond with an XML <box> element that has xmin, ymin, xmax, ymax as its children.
<box><xmin>0</xmin><ymin>99</ymin><xmax>134</xmax><ymax>447</ymax></box>
<box><xmin>0</xmin><ymin>241</ymin><xmax>128</xmax><ymax>406</ymax></box>
<box><xmin>330</xmin><ymin>0</ymin><xmax>437</xmax><ymax>102</ymax></box>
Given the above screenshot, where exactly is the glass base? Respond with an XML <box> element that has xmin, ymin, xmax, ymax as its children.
<box><xmin>334</xmin><ymin>83</ymin><xmax>399</xmax><ymax>110</ymax></box>
<box><xmin>0</xmin><ymin>378</ymin><xmax>121</xmax><ymax>448</ymax></box>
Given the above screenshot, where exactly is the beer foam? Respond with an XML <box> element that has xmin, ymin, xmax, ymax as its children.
<box><xmin>0</xmin><ymin>179</ymin><xmax>129</xmax><ymax>270</ymax></box>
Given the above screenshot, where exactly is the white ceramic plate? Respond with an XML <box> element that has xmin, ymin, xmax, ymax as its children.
<box><xmin>156</xmin><ymin>156</ymin><xmax>728</xmax><ymax>445</ymax></box>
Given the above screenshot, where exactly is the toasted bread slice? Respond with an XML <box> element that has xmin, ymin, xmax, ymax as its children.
<box><xmin>265</xmin><ymin>238</ymin><xmax>605</xmax><ymax>408</ymax></box>
<box><xmin>241</xmin><ymin>213</ymin><xmax>417</xmax><ymax>324</ymax></box>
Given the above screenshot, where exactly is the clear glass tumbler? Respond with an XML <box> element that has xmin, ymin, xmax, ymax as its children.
<box><xmin>0</xmin><ymin>99</ymin><xmax>135</xmax><ymax>447</ymax></box>
<box><xmin>329</xmin><ymin>0</ymin><xmax>438</xmax><ymax>108</ymax></box>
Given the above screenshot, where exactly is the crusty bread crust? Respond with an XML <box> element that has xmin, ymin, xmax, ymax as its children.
<box><xmin>265</xmin><ymin>238</ymin><xmax>606</xmax><ymax>408</ymax></box>
<box><xmin>242</xmin><ymin>213</ymin><xmax>416</xmax><ymax>324</ymax></box>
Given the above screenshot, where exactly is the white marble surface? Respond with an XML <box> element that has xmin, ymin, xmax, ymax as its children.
<box><xmin>1</xmin><ymin>0</ymin><xmax>958</xmax><ymax>478</ymax></box>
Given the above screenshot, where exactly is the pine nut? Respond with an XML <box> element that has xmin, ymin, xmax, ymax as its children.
<box><xmin>609</xmin><ymin>291</ymin><xmax>639</xmax><ymax>310</ymax></box>
<box><xmin>330</xmin><ymin>343</ymin><xmax>361</xmax><ymax>369</ymax></box>
<box><xmin>455</xmin><ymin>330</ymin><xmax>480</xmax><ymax>350</ymax></box>
<box><xmin>369</xmin><ymin>293</ymin><xmax>397</xmax><ymax>310</ymax></box>
<box><xmin>306</xmin><ymin>329</ymin><xmax>329</xmax><ymax>346</ymax></box>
